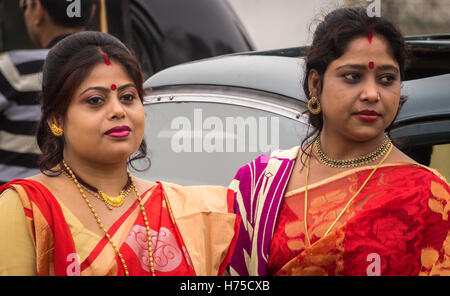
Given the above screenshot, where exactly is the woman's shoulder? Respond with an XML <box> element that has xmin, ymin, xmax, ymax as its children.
<box><xmin>0</xmin><ymin>176</ymin><xmax>48</xmax><ymax>198</ymax></box>
<box><xmin>0</xmin><ymin>179</ymin><xmax>43</xmax><ymax>220</ymax></box>
<box><xmin>384</xmin><ymin>146</ymin><xmax>447</xmax><ymax>182</ymax></box>
<box><xmin>384</xmin><ymin>159</ymin><xmax>445</xmax><ymax>179</ymax></box>
<box><xmin>132</xmin><ymin>176</ymin><xmax>158</xmax><ymax>193</ymax></box>
<box><xmin>392</xmin><ymin>164</ymin><xmax>450</xmax><ymax>220</ymax></box>
<box><xmin>0</xmin><ymin>176</ymin><xmax>67</xmax><ymax>212</ymax></box>
<box><xmin>384</xmin><ymin>145</ymin><xmax>418</xmax><ymax>164</ymax></box>
<box><xmin>383</xmin><ymin>161</ymin><xmax>449</xmax><ymax>192</ymax></box>
<box><xmin>0</xmin><ymin>186</ymin><xmax>21</xmax><ymax>207</ymax></box>
<box><xmin>409</xmin><ymin>164</ymin><xmax>449</xmax><ymax>186</ymax></box>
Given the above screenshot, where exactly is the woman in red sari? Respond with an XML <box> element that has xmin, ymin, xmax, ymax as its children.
<box><xmin>0</xmin><ymin>31</ymin><xmax>239</xmax><ymax>276</ymax></box>
<box><xmin>228</xmin><ymin>8</ymin><xmax>449</xmax><ymax>276</ymax></box>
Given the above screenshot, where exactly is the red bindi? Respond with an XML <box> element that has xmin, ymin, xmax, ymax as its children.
<box><xmin>110</xmin><ymin>84</ymin><xmax>117</xmax><ymax>90</ymax></box>
<box><xmin>368</xmin><ymin>61</ymin><xmax>374</xmax><ymax>69</ymax></box>
<box><xmin>103</xmin><ymin>54</ymin><xmax>111</xmax><ymax>66</ymax></box>
<box><xmin>367</xmin><ymin>28</ymin><xmax>373</xmax><ymax>44</ymax></box>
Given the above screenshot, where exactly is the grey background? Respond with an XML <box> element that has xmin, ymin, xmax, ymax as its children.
<box><xmin>227</xmin><ymin>0</ymin><xmax>345</xmax><ymax>50</ymax></box>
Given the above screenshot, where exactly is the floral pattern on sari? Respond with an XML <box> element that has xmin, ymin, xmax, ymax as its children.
<box><xmin>267</xmin><ymin>165</ymin><xmax>450</xmax><ymax>276</ymax></box>
<box><xmin>125</xmin><ymin>225</ymin><xmax>191</xmax><ymax>273</ymax></box>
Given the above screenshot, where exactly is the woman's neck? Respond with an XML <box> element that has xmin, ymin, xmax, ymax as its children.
<box><xmin>62</xmin><ymin>155</ymin><xmax>130</xmax><ymax>196</ymax></box>
<box><xmin>318</xmin><ymin>129</ymin><xmax>387</xmax><ymax>161</ymax></box>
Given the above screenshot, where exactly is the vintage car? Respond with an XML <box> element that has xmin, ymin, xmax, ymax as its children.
<box><xmin>135</xmin><ymin>34</ymin><xmax>450</xmax><ymax>186</ymax></box>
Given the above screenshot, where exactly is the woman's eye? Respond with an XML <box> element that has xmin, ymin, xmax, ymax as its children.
<box><xmin>379</xmin><ymin>75</ymin><xmax>396</xmax><ymax>85</ymax></box>
<box><xmin>343</xmin><ymin>73</ymin><xmax>360</xmax><ymax>82</ymax></box>
<box><xmin>121</xmin><ymin>93</ymin><xmax>136</xmax><ymax>102</ymax></box>
<box><xmin>86</xmin><ymin>96</ymin><xmax>104</xmax><ymax>105</ymax></box>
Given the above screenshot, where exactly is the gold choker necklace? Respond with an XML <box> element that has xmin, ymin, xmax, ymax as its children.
<box><xmin>314</xmin><ymin>134</ymin><xmax>392</xmax><ymax>168</ymax></box>
<box><xmin>99</xmin><ymin>190</ymin><xmax>128</xmax><ymax>208</ymax></box>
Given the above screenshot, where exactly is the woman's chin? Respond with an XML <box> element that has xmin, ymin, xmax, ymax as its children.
<box><xmin>348</xmin><ymin>130</ymin><xmax>385</xmax><ymax>143</ymax></box>
<box><xmin>94</xmin><ymin>148</ymin><xmax>137</xmax><ymax>164</ymax></box>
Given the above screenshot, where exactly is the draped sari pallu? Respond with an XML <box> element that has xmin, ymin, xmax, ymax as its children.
<box><xmin>228</xmin><ymin>146</ymin><xmax>450</xmax><ymax>276</ymax></box>
<box><xmin>0</xmin><ymin>180</ymin><xmax>239</xmax><ymax>276</ymax></box>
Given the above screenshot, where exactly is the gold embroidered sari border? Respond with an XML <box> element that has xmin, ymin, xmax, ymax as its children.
<box><xmin>285</xmin><ymin>162</ymin><xmax>421</xmax><ymax>198</ymax></box>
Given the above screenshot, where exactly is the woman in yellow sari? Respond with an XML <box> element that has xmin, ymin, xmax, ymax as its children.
<box><xmin>0</xmin><ymin>31</ymin><xmax>239</xmax><ymax>276</ymax></box>
<box><xmin>227</xmin><ymin>8</ymin><xmax>449</xmax><ymax>276</ymax></box>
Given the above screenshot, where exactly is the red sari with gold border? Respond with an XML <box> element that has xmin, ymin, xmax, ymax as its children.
<box><xmin>0</xmin><ymin>180</ymin><xmax>238</xmax><ymax>276</ymax></box>
<box><xmin>267</xmin><ymin>164</ymin><xmax>450</xmax><ymax>276</ymax></box>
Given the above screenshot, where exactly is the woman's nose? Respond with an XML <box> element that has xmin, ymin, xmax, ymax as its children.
<box><xmin>109</xmin><ymin>98</ymin><xmax>126</xmax><ymax>119</ymax></box>
<box><xmin>360</xmin><ymin>79</ymin><xmax>380</xmax><ymax>102</ymax></box>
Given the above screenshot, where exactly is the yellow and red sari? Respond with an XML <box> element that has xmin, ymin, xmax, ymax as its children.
<box><xmin>228</xmin><ymin>146</ymin><xmax>450</xmax><ymax>276</ymax></box>
<box><xmin>0</xmin><ymin>180</ymin><xmax>239</xmax><ymax>276</ymax></box>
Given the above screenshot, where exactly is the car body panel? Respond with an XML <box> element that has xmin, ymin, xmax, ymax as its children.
<box><xmin>396</xmin><ymin>74</ymin><xmax>450</xmax><ymax>124</ymax></box>
<box><xmin>145</xmin><ymin>55</ymin><xmax>307</xmax><ymax>101</ymax></box>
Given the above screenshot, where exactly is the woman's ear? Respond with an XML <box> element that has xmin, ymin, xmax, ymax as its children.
<box><xmin>47</xmin><ymin>116</ymin><xmax>64</xmax><ymax>137</ymax></box>
<box><xmin>47</xmin><ymin>116</ymin><xmax>60</xmax><ymax>128</ymax></box>
<box><xmin>308</xmin><ymin>69</ymin><xmax>321</xmax><ymax>97</ymax></box>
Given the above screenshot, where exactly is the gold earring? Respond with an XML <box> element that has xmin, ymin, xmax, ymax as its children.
<box><xmin>308</xmin><ymin>96</ymin><xmax>321</xmax><ymax>115</ymax></box>
<box><xmin>51</xmin><ymin>123</ymin><xmax>63</xmax><ymax>137</ymax></box>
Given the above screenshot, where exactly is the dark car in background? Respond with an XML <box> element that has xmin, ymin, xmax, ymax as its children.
<box><xmin>0</xmin><ymin>0</ymin><xmax>254</xmax><ymax>79</ymax></box>
<box><xmin>135</xmin><ymin>34</ymin><xmax>450</xmax><ymax>186</ymax></box>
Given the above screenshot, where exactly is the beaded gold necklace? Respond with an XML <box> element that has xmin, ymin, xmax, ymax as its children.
<box><xmin>315</xmin><ymin>134</ymin><xmax>392</xmax><ymax>168</ymax></box>
<box><xmin>62</xmin><ymin>160</ymin><xmax>155</xmax><ymax>276</ymax></box>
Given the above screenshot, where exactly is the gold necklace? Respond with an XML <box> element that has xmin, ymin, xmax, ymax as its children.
<box><xmin>62</xmin><ymin>160</ymin><xmax>155</xmax><ymax>276</ymax></box>
<box><xmin>61</xmin><ymin>170</ymin><xmax>132</xmax><ymax>211</ymax></box>
<box><xmin>315</xmin><ymin>134</ymin><xmax>392</xmax><ymax>168</ymax></box>
<box><xmin>303</xmin><ymin>141</ymin><xmax>392</xmax><ymax>247</ymax></box>
<box><xmin>99</xmin><ymin>190</ymin><xmax>127</xmax><ymax>208</ymax></box>
<box><xmin>60</xmin><ymin>162</ymin><xmax>131</xmax><ymax>209</ymax></box>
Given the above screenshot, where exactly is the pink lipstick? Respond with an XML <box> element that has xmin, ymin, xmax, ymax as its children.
<box><xmin>105</xmin><ymin>126</ymin><xmax>131</xmax><ymax>137</ymax></box>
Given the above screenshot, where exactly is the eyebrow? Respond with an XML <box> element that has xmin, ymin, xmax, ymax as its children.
<box><xmin>336</xmin><ymin>64</ymin><xmax>399</xmax><ymax>73</ymax></box>
<box><xmin>79</xmin><ymin>83</ymin><xmax>137</xmax><ymax>96</ymax></box>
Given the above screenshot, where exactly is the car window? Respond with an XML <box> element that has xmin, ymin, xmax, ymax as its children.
<box><xmin>131</xmin><ymin>89</ymin><xmax>308</xmax><ymax>186</ymax></box>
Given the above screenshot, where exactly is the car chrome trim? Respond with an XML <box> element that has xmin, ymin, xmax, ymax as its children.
<box><xmin>143</xmin><ymin>92</ymin><xmax>309</xmax><ymax>124</ymax></box>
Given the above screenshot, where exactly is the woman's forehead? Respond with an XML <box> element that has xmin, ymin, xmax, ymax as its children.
<box><xmin>334</xmin><ymin>35</ymin><xmax>398</xmax><ymax>66</ymax></box>
<box><xmin>81</xmin><ymin>63</ymin><xmax>134</xmax><ymax>85</ymax></box>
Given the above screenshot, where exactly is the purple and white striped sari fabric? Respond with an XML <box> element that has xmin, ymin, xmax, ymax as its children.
<box><xmin>228</xmin><ymin>146</ymin><xmax>299</xmax><ymax>276</ymax></box>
